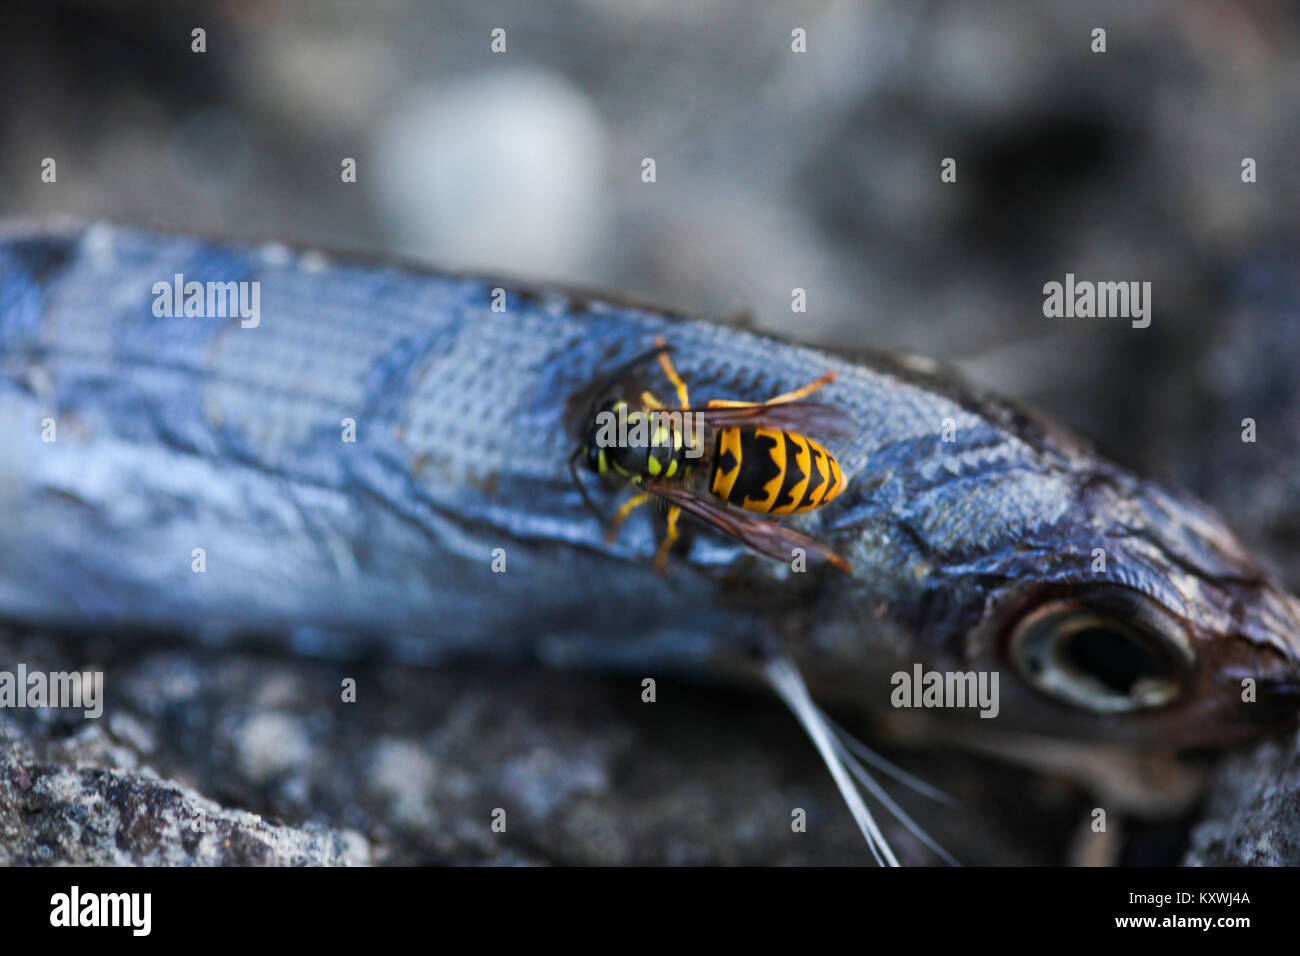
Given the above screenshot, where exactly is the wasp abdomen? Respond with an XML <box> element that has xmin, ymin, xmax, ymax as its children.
<box><xmin>710</xmin><ymin>427</ymin><xmax>845</xmax><ymax>516</ymax></box>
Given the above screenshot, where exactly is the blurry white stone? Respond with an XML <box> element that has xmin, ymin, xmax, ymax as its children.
<box><xmin>370</xmin><ymin>71</ymin><xmax>610</xmax><ymax>280</ymax></box>
<box><xmin>237</xmin><ymin>712</ymin><xmax>311</xmax><ymax>782</ymax></box>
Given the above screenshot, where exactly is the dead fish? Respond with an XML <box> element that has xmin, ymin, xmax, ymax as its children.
<box><xmin>1</xmin><ymin>222</ymin><xmax>1298</xmax><ymax>864</ymax></box>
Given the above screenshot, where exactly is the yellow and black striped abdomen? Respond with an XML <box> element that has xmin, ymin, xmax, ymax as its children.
<box><xmin>709</xmin><ymin>427</ymin><xmax>845</xmax><ymax>515</ymax></box>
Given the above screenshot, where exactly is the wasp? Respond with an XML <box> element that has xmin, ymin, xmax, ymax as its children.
<box><xmin>569</xmin><ymin>339</ymin><xmax>855</xmax><ymax>573</ymax></box>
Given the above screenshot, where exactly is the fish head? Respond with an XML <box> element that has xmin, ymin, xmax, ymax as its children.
<box><xmin>956</xmin><ymin>469</ymin><xmax>1300</xmax><ymax>748</ymax></box>
<box><xmin>800</xmin><ymin>366</ymin><xmax>1300</xmax><ymax>754</ymax></box>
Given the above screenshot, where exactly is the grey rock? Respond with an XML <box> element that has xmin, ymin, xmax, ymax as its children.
<box><xmin>1185</xmin><ymin>729</ymin><xmax>1300</xmax><ymax>866</ymax></box>
<box><xmin>0</xmin><ymin>628</ymin><xmax>1069</xmax><ymax>866</ymax></box>
<box><xmin>0</xmin><ymin>758</ymin><xmax>368</xmax><ymax>867</ymax></box>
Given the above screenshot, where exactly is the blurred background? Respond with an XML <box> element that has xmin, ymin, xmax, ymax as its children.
<box><xmin>4</xmin><ymin>1</ymin><xmax>1299</xmax><ymax>540</ymax></box>
<box><xmin>2</xmin><ymin>0</ymin><xmax>1299</xmax><ymax>865</ymax></box>
<box><xmin>3</xmin><ymin>0</ymin><xmax>1298</xmax><ymax>445</ymax></box>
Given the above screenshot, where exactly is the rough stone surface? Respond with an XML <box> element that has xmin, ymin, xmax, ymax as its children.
<box><xmin>0</xmin><ymin>629</ymin><xmax>1081</xmax><ymax>866</ymax></box>
<box><xmin>0</xmin><ymin>760</ymin><xmax>368</xmax><ymax>866</ymax></box>
<box><xmin>1185</xmin><ymin>728</ymin><xmax>1300</xmax><ymax>866</ymax></box>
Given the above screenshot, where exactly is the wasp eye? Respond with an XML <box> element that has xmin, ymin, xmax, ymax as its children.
<box><xmin>1008</xmin><ymin>601</ymin><xmax>1189</xmax><ymax>713</ymax></box>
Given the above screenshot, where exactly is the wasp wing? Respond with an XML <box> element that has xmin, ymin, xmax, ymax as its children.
<box><xmin>643</xmin><ymin>481</ymin><xmax>852</xmax><ymax>572</ymax></box>
<box><xmin>695</xmin><ymin>401</ymin><xmax>857</xmax><ymax>440</ymax></box>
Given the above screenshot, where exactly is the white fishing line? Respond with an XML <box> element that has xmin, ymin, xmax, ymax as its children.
<box><xmin>828</xmin><ymin>729</ymin><xmax>960</xmax><ymax>867</ymax></box>
<box><xmin>764</xmin><ymin>656</ymin><xmax>898</xmax><ymax>867</ymax></box>
<box><xmin>819</xmin><ymin>708</ymin><xmax>958</xmax><ymax>807</ymax></box>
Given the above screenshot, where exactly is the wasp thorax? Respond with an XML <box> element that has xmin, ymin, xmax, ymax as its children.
<box><xmin>587</xmin><ymin>401</ymin><xmax>688</xmax><ymax>481</ymax></box>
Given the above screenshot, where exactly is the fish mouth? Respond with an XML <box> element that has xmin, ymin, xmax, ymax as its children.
<box><xmin>1198</xmin><ymin>582</ymin><xmax>1300</xmax><ymax>738</ymax></box>
<box><xmin>1245</xmin><ymin>677</ymin><xmax>1300</xmax><ymax>728</ymax></box>
<box><xmin>1127</xmin><ymin>575</ymin><xmax>1300</xmax><ymax>746</ymax></box>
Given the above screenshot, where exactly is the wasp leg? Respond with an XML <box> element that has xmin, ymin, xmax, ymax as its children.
<box><xmin>653</xmin><ymin>336</ymin><xmax>691</xmax><ymax>409</ymax></box>
<box><xmin>605</xmin><ymin>491</ymin><xmax>652</xmax><ymax>543</ymax></box>
<box><xmin>707</xmin><ymin>371</ymin><xmax>836</xmax><ymax>408</ymax></box>
<box><xmin>640</xmin><ymin>390</ymin><xmax>665</xmax><ymax>410</ymax></box>
<box><xmin>654</xmin><ymin>505</ymin><xmax>681</xmax><ymax>573</ymax></box>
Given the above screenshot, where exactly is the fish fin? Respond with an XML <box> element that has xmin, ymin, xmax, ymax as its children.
<box><xmin>762</xmin><ymin>656</ymin><xmax>899</xmax><ymax>866</ymax></box>
<box><xmin>819</xmin><ymin>709</ymin><xmax>959</xmax><ymax>807</ymax></box>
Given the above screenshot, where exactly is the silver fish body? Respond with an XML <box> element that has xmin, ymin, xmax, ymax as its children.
<box><xmin>1</xmin><ymin>222</ymin><xmax>1297</xmax><ymax>756</ymax></box>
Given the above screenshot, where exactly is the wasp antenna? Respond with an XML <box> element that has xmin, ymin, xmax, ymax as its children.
<box><xmin>763</xmin><ymin>656</ymin><xmax>899</xmax><ymax>867</ymax></box>
<box><xmin>568</xmin><ymin>447</ymin><xmax>607</xmax><ymax>523</ymax></box>
<box><xmin>589</xmin><ymin>342</ymin><xmax>674</xmax><ymax>406</ymax></box>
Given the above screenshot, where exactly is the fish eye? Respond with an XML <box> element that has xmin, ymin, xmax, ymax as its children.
<box><xmin>1008</xmin><ymin>599</ymin><xmax>1191</xmax><ymax>713</ymax></box>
